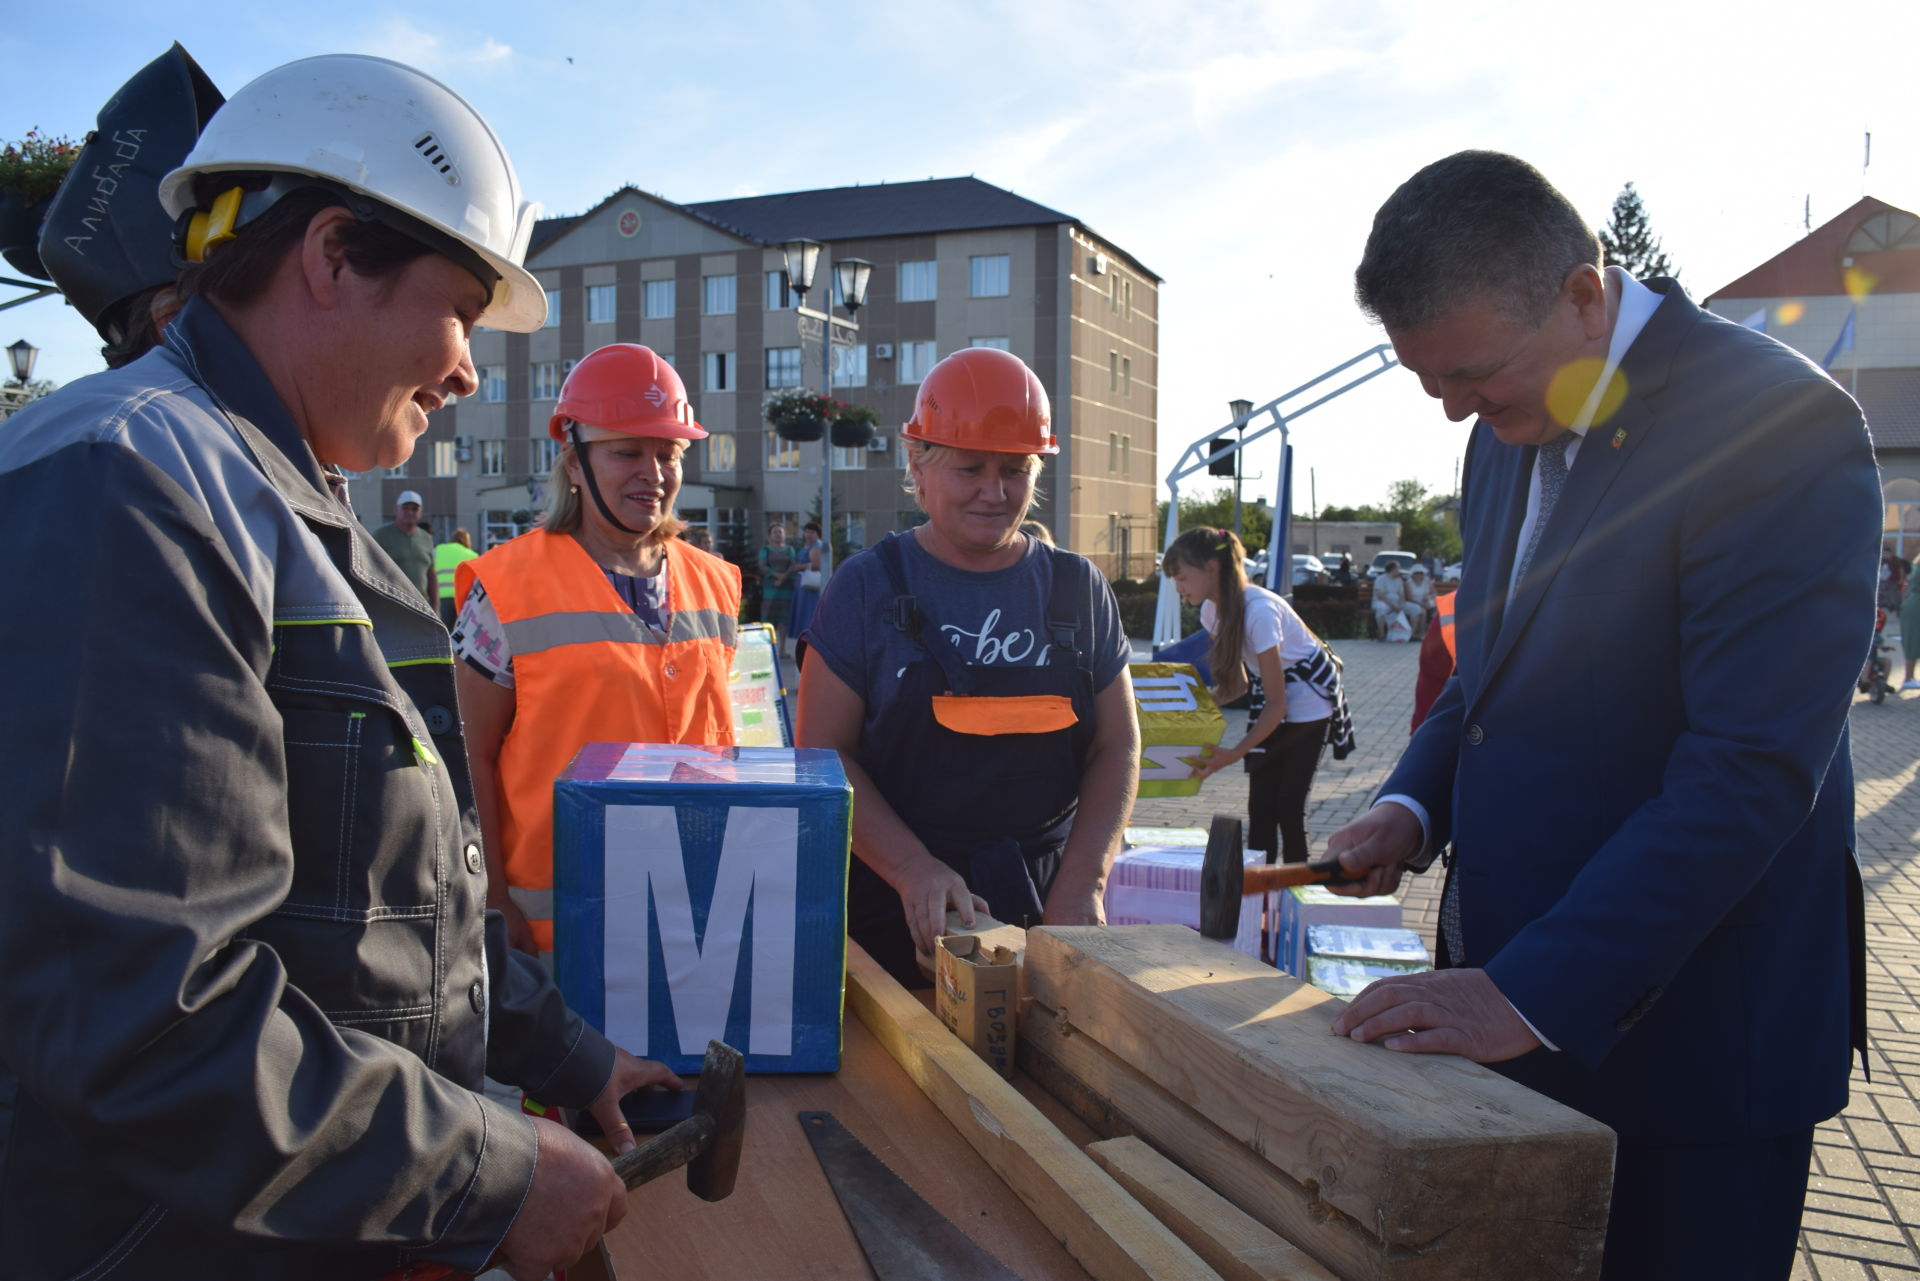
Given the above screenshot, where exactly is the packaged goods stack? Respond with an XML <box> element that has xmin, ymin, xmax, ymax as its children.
<box><xmin>1105</xmin><ymin>827</ymin><xmax>1264</xmax><ymax>957</ymax></box>
<box><xmin>1274</xmin><ymin>883</ymin><xmax>1401</xmax><ymax>978</ymax></box>
<box><xmin>1304</xmin><ymin>923</ymin><xmax>1433</xmax><ymax>996</ymax></box>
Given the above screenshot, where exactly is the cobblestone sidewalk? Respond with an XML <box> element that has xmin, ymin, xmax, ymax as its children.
<box><xmin>1127</xmin><ymin>636</ymin><xmax>1920</xmax><ymax>1278</ymax></box>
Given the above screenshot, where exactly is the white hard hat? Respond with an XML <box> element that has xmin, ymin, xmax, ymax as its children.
<box><xmin>159</xmin><ymin>54</ymin><xmax>546</xmax><ymax>332</ymax></box>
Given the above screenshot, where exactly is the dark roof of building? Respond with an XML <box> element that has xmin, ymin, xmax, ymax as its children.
<box><xmin>1708</xmin><ymin>196</ymin><xmax>1920</xmax><ymax>301</ymax></box>
<box><xmin>528</xmin><ymin>177</ymin><xmax>1161</xmax><ymax>280</ymax></box>
<box><xmin>1854</xmin><ymin>366</ymin><xmax>1920</xmax><ymax>452</ymax></box>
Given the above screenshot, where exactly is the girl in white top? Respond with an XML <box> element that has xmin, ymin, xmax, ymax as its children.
<box><xmin>1164</xmin><ymin>527</ymin><xmax>1334</xmax><ymax>866</ymax></box>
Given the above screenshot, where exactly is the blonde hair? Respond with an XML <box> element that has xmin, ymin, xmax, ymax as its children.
<box><xmin>542</xmin><ymin>440</ymin><xmax>685</xmax><ymax>545</ymax></box>
<box><xmin>901</xmin><ymin>440</ymin><xmax>1046</xmax><ymax>513</ymax></box>
<box><xmin>1163</xmin><ymin>527</ymin><xmax>1254</xmax><ymax>703</ymax></box>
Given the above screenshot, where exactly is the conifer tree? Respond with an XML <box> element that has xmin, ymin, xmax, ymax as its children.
<box><xmin>1598</xmin><ymin>183</ymin><xmax>1677</xmax><ymax>280</ymax></box>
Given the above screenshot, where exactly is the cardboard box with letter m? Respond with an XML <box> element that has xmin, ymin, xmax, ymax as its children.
<box><xmin>552</xmin><ymin>744</ymin><xmax>852</xmax><ymax>1074</ymax></box>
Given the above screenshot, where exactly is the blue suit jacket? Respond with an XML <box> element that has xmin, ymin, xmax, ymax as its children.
<box><xmin>1386</xmin><ymin>282</ymin><xmax>1880</xmax><ymax>1144</ymax></box>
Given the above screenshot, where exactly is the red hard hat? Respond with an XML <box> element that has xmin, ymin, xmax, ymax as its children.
<box><xmin>548</xmin><ymin>344</ymin><xmax>705</xmax><ymax>441</ymax></box>
<box><xmin>902</xmin><ymin>347</ymin><xmax>1056</xmax><ymax>455</ymax></box>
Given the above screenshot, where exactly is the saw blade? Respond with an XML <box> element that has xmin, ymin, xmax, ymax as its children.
<box><xmin>798</xmin><ymin>1111</ymin><xmax>1024</xmax><ymax>1281</ymax></box>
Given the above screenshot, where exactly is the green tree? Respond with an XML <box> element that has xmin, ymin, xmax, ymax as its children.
<box><xmin>1153</xmin><ymin>483</ymin><xmax>1273</xmax><ymax>558</ymax></box>
<box><xmin>1381</xmin><ymin>478</ymin><xmax>1461</xmax><ymax>564</ymax></box>
<box><xmin>1598</xmin><ymin>183</ymin><xmax>1677</xmax><ymax>281</ymax></box>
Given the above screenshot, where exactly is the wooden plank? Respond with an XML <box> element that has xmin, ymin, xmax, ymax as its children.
<box><xmin>1023</xmin><ymin>926</ymin><xmax>1612</xmax><ymax>1280</ymax></box>
<box><xmin>846</xmin><ymin>940</ymin><xmax>1223</xmax><ymax>1281</ymax></box>
<box><xmin>601</xmin><ymin>1011</ymin><xmax>1092</xmax><ymax>1280</ymax></box>
<box><xmin>1022</xmin><ymin>1001</ymin><xmax>1408</xmax><ymax>1281</ymax></box>
<box><xmin>1088</xmin><ymin>1136</ymin><xmax>1340</xmax><ymax>1281</ymax></box>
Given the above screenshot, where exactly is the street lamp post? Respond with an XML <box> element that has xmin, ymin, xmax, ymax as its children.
<box><xmin>781</xmin><ymin>239</ymin><xmax>871</xmax><ymax>576</ymax></box>
<box><xmin>0</xmin><ymin>338</ymin><xmax>37</xmax><ymax>419</ymax></box>
<box><xmin>1227</xmin><ymin>397</ymin><xmax>1253</xmax><ymax>538</ymax></box>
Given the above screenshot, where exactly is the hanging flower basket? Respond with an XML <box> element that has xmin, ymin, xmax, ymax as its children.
<box><xmin>830</xmin><ymin>408</ymin><xmax>878</xmax><ymax>449</ymax></box>
<box><xmin>0</xmin><ymin>129</ymin><xmax>77</xmax><ymax>282</ymax></box>
<box><xmin>765</xmin><ymin>389</ymin><xmax>837</xmax><ymax>442</ymax></box>
<box><xmin>0</xmin><ymin>192</ymin><xmax>53</xmax><ymax>281</ymax></box>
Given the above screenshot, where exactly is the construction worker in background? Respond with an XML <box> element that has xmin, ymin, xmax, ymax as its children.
<box><xmin>0</xmin><ymin>55</ymin><xmax>684</xmax><ymax>1280</ymax></box>
<box><xmin>454</xmin><ymin>343</ymin><xmax>741</xmax><ymax>956</ymax></box>
<box><xmin>373</xmin><ymin>488</ymin><xmax>436</xmax><ymax>602</ymax></box>
<box><xmin>435</xmin><ymin>526</ymin><xmax>480</xmax><ymax>627</ymax></box>
<box><xmin>37</xmin><ymin>42</ymin><xmax>223</xmax><ymax>367</ymax></box>
<box><xmin>796</xmin><ymin>347</ymin><xmax>1141</xmax><ymax>984</ymax></box>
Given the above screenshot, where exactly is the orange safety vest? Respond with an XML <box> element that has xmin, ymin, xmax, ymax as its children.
<box><xmin>457</xmin><ymin>529</ymin><xmax>741</xmax><ymax>949</ymax></box>
<box><xmin>1435</xmin><ymin>590</ymin><xmax>1457</xmax><ymax>662</ymax></box>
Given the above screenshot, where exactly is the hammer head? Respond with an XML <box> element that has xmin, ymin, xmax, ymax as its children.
<box><xmin>686</xmin><ymin>1039</ymin><xmax>746</xmax><ymax>1202</ymax></box>
<box><xmin>1199</xmin><ymin>813</ymin><xmax>1246</xmax><ymax>940</ymax></box>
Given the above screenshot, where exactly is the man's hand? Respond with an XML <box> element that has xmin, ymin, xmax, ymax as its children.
<box><xmin>1323</xmin><ymin>802</ymin><xmax>1425</xmax><ymax>898</ymax></box>
<box><xmin>1042</xmin><ymin>880</ymin><xmax>1105</xmax><ymax>927</ymax></box>
<box><xmin>496</xmin><ymin>1115</ymin><xmax>627</xmax><ymax>1280</ymax></box>
<box><xmin>893</xmin><ymin>856</ymin><xmax>988</xmax><ymax>956</ymax></box>
<box><xmin>493</xmin><ymin>896</ymin><xmax>539</xmax><ymax>957</ymax></box>
<box><xmin>1329</xmin><ymin>968</ymin><xmax>1542</xmax><ymax>1063</ymax></box>
<box><xmin>584</xmin><ymin>1049</ymin><xmax>686</xmax><ymax>1156</ymax></box>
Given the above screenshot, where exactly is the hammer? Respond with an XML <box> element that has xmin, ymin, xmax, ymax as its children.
<box><xmin>384</xmin><ymin>1039</ymin><xmax>746</xmax><ymax>1280</ymax></box>
<box><xmin>1199</xmin><ymin>814</ymin><xmax>1364</xmax><ymax>939</ymax></box>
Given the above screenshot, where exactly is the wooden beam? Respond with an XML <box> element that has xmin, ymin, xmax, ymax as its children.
<box><xmin>845</xmin><ymin>941</ymin><xmax>1223</xmax><ymax>1281</ymax></box>
<box><xmin>1023</xmin><ymin>926</ymin><xmax>1612</xmax><ymax>1280</ymax></box>
<box><xmin>1021</xmin><ymin>1002</ymin><xmax>1408</xmax><ymax>1281</ymax></box>
<box><xmin>1088</xmin><ymin>1137</ymin><xmax>1341</xmax><ymax>1281</ymax></box>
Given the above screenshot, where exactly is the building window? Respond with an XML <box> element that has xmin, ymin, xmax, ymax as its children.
<box><xmin>839</xmin><ymin>512</ymin><xmax>866</xmax><ymax>551</ymax></box>
<box><xmin>479</xmin><ymin>365</ymin><xmax>507</xmax><ymax>403</ymax></box>
<box><xmin>706</xmin><ymin>432</ymin><xmax>737</xmax><ymax>473</ymax></box>
<box><xmin>532</xmin><ymin>437</ymin><xmax>560</xmax><ymax>473</ymax></box>
<box><xmin>531</xmin><ymin>361</ymin><xmax>560</xmax><ymax>401</ymax></box>
<box><xmin>969</xmin><ymin>254</ymin><xmax>1010</xmax><ymax>298</ymax></box>
<box><xmin>766</xmin><ymin>270</ymin><xmax>795</xmax><ymax>311</ymax></box>
<box><xmin>1121</xmin><ymin>434</ymin><xmax>1131</xmax><ymax>473</ymax></box>
<box><xmin>766</xmin><ymin>431</ymin><xmax>801</xmax><ymax>471</ymax></box>
<box><xmin>830</xmin><ymin>344</ymin><xmax>867</xmax><ymax>388</ymax></box>
<box><xmin>431</xmin><ymin>440</ymin><xmax>458</xmax><ymax>476</ymax></box>
<box><xmin>899</xmin><ymin>260</ymin><xmax>937</xmax><ymax>302</ymax></box>
<box><xmin>832</xmin><ymin>444</ymin><xmax>864</xmax><ymax>470</ymax></box>
<box><xmin>1108</xmin><ymin>351</ymin><xmax>1119</xmax><ymax>394</ymax></box>
<box><xmin>969</xmin><ymin>337</ymin><xmax>1010</xmax><ymax>351</ymax></box>
<box><xmin>703</xmin><ymin>274</ymin><xmax>736</xmax><ymax>315</ymax></box>
<box><xmin>587</xmin><ymin>284</ymin><xmax>617</xmax><ymax>324</ymax></box>
<box><xmin>765</xmin><ymin>346</ymin><xmax>802</xmax><ymax>389</ymax></box>
<box><xmin>541</xmin><ymin>289</ymin><xmax>561</xmax><ymax>328</ymax></box>
<box><xmin>1108</xmin><ymin>432</ymin><xmax>1119</xmax><ymax>473</ymax></box>
<box><xmin>385</xmin><ymin>464</ymin><xmax>409</xmax><ymax>478</ymax></box>
<box><xmin>1122</xmin><ymin>355</ymin><xmax>1132</xmax><ymax>396</ymax></box>
<box><xmin>703</xmin><ymin>351</ymin><xmax>735</xmax><ymax>393</ymax></box>
<box><xmin>899</xmin><ymin>340</ymin><xmax>937</xmax><ymax>384</ymax></box>
<box><xmin>480</xmin><ymin>439</ymin><xmax>505</xmax><ymax>477</ymax></box>
<box><xmin>1110</xmin><ymin>274</ymin><xmax>1120</xmax><ymax>312</ymax></box>
<box><xmin>644</xmin><ymin>279</ymin><xmax>675</xmax><ymax>319</ymax></box>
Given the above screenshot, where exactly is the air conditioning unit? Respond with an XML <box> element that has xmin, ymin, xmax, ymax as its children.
<box><xmin>1091</xmin><ymin>252</ymin><xmax>1109</xmax><ymax>275</ymax></box>
<box><xmin>453</xmin><ymin>433</ymin><xmax>473</xmax><ymax>463</ymax></box>
<box><xmin>866</xmin><ymin>434</ymin><xmax>890</xmax><ymax>453</ymax></box>
<box><xmin>874</xmin><ymin>343</ymin><xmax>895</xmax><ymax>360</ymax></box>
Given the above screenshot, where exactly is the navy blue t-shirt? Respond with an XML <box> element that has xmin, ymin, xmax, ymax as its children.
<box><xmin>805</xmin><ymin>531</ymin><xmax>1130</xmax><ymax>725</ymax></box>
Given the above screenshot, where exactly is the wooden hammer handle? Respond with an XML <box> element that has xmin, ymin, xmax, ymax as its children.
<box><xmin>1241</xmin><ymin>861</ymin><xmax>1355</xmax><ymax>894</ymax></box>
<box><xmin>610</xmin><ymin>1112</ymin><xmax>716</xmax><ymax>1189</ymax></box>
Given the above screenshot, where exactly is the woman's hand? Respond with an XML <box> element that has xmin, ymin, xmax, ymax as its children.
<box><xmin>893</xmin><ymin>855</ymin><xmax>988</xmax><ymax>957</ymax></box>
<box><xmin>583</xmin><ymin>1048</ymin><xmax>687</xmax><ymax>1155</ymax></box>
<box><xmin>1185</xmin><ymin>744</ymin><xmax>1238</xmax><ymax>782</ymax></box>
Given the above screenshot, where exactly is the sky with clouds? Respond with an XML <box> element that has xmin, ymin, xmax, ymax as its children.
<box><xmin>5</xmin><ymin>0</ymin><xmax>1918</xmax><ymax>511</ymax></box>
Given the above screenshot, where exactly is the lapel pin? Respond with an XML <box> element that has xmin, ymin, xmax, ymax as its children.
<box><xmin>1611</xmin><ymin>427</ymin><xmax>1628</xmax><ymax>450</ymax></box>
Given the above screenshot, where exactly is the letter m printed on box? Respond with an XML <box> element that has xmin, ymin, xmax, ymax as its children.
<box><xmin>603</xmin><ymin>804</ymin><xmax>798</xmax><ymax>1058</ymax></box>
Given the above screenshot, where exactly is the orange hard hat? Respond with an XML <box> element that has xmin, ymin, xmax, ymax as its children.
<box><xmin>548</xmin><ymin>343</ymin><xmax>705</xmax><ymax>441</ymax></box>
<box><xmin>902</xmin><ymin>347</ymin><xmax>1056</xmax><ymax>455</ymax></box>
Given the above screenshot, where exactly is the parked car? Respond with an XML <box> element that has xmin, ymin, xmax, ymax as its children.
<box><xmin>1291</xmin><ymin>554</ymin><xmax>1328</xmax><ymax>587</ymax></box>
<box><xmin>1365</xmin><ymin>550</ymin><xmax>1421</xmax><ymax>579</ymax></box>
<box><xmin>1243</xmin><ymin>551</ymin><xmax>1270</xmax><ymax>583</ymax></box>
<box><xmin>1439</xmin><ymin>561</ymin><xmax>1464</xmax><ymax>584</ymax></box>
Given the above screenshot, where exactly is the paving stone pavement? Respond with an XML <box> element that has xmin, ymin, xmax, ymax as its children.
<box><xmin>1126</xmin><ymin>635</ymin><xmax>1920</xmax><ymax>1277</ymax></box>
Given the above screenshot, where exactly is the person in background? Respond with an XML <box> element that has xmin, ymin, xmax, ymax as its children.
<box><xmin>1879</xmin><ymin>544</ymin><xmax>1909</xmax><ymax>613</ymax></box>
<box><xmin>1325</xmin><ymin>150</ymin><xmax>1878</xmax><ymax>1281</ymax></box>
<box><xmin>372</xmin><ymin>489</ymin><xmax>435</xmax><ymax>603</ymax></box>
<box><xmin>0</xmin><ymin>53</ymin><xmax>682</xmax><ymax>1280</ymax></box>
<box><xmin>759</xmin><ymin>520</ymin><xmax>797</xmax><ymax>649</ymax></box>
<box><xmin>1404</xmin><ymin>563</ymin><xmax>1436</xmax><ymax>638</ymax></box>
<box><xmin>1898</xmin><ymin>547</ymin><xmax>1920</xmax><ymax>692</ymax></box>
<box><xmin>1370</xmin><ymin>557</ymin><xmax>1418</xmax><ymax>639</ymax></box>
<box><xmin>1164</xmin><ymin>526</ymin><xmax>1353</xmax><ymax>867</ymax></box>
<box><xmin>1409</xmin><ymin>586</ymin><xmax>1457</xmax><ymax>732</ymax></box>
<box><xmin>789</xmin><ymin>519</ymin><xmax>826</xmax><ymax>667</ymax></box>
<box><xmin>434</xmin><ymin>527</ymin><xmax>480</xmax><ymax>627</ymax></box>
<box><xmin>37</xmin><ymin>43</ymin><xmax>224</xmax><ymax>369</ymax></box>
<box><xmin>455</xmin><ymin>343</ymin><xmax>739</xmax><ymax>957</ymax></box>
<box><xmin>797</xmin><ymin>348</ymin><xmax>1140</xmax><ymax>985</ymax></box>
<box><xmin>1328</xmin><ymin>554</ymin><xmax>1356</xmax><ymax>586</ymax></box>
<box><xmin>1021</xmin><ymin>518</ymin><xmax>1056</xmax><ymax>545</ymax></box>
